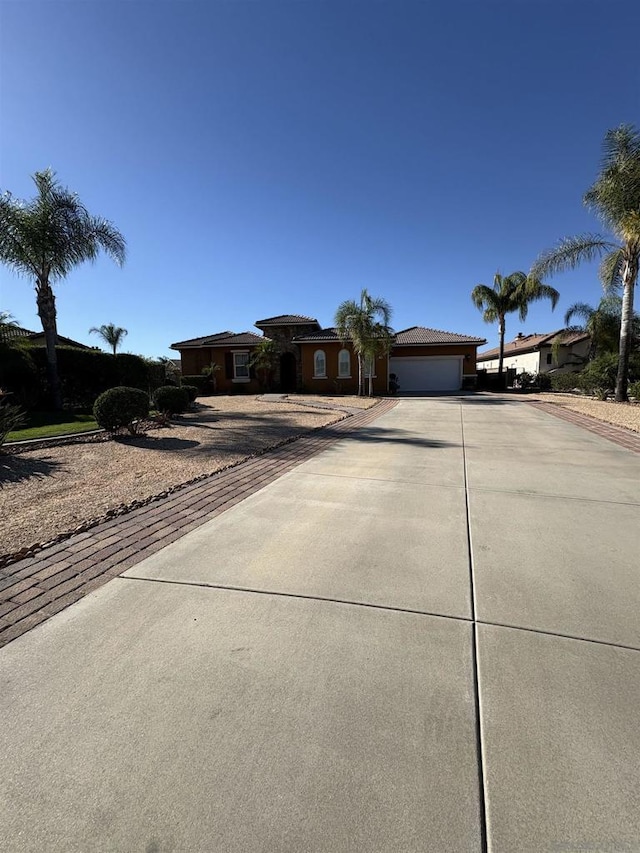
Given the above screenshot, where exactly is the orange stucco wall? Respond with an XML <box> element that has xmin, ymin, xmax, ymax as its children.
<box><xmin>178</xmin><ymin>347</ymin><xmax>262</xmax><ymax>393</ymax></box>
<box><xmin>299</xmin><ymin>342</ymin><xmax>388</xmax><ymax>394</ymax></box>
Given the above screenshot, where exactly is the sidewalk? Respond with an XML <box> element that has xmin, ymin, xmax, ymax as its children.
<box><xmin>0</xmin><ymin>399</ymin><xmax>397</xmax><ymax>649</ymax></box>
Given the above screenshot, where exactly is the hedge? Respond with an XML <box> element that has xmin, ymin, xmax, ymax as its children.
<box><xmin>181</xmin><ymin>375</ymin><xmax>212</xmax><ymax>394</ymax></box>
<box><xmin>0</xmin><ymin>344</ymin><xmax>166</xmax><ymax>410</ymax></box>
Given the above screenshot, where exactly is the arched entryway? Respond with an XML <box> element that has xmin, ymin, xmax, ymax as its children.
<box><xmin>279</xmin><ymin>352</ymin><xmax>297</xmax><ymax>392</ymax></box>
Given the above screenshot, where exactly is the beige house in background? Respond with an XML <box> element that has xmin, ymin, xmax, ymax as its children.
<box><xmin>477</xmin><ymin>330</ymin><xmax>591</xmax><ymax>376</ymax></box>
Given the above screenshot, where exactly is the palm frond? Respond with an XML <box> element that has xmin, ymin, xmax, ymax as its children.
<box><xmin>599</xmin><ymin>248</ymin><xmax>625</xmax><ymax>292</ymax></box>
<box><xmin>531</xmin><ymin>234</ymin><xmax>616</xmax><ymax>280</ymax></box>
<box><xmin>564</xmin><ymin>302</ymin><xmax>595</xmax><ymax>326</ymax></box>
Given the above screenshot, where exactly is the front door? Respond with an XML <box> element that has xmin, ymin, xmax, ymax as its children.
<box><xmin>280</xmin><ymin>352</ymin><xmax>297</xmax><ymax>392</ymax></box>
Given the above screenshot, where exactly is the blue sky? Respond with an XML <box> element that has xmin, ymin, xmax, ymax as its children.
<box><xmin>1</xmin><ymin>0</ymin><xmax>639</xmax><ymax>357</ymax></box>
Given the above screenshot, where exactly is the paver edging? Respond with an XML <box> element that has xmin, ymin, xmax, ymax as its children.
<box><xmin>0</xmin><ymin>398</ymin><xmax>397</xmax><ymax>648</ymax></box>
<box><xmin>527</xmin><ymin>400</ymin><xmax>640</xmax><ymax>453</ymax></box>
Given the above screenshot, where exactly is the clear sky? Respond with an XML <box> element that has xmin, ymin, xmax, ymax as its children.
<box><xmin>1</xmin><ymin>0</ymin><xmax>639</xmax><ymax>358</ymax></box>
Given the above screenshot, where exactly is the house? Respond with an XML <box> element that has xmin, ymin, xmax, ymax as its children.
<box><xmin>0</xmin><ymin>324</ymin><xmax>91</xmax><ymax>350</ymax></box>
<box><xmin>476</xmin><ymin>330</ymin><xmax>591</xmax><ymax>377</ymax></box>
<box><xmin>171</xmin><ymin>314</ymin><xmax>486</xmax><ymax>394</ymax></box>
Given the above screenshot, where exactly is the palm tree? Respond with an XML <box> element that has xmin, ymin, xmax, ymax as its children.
<box><xmin>89</xmin><ymin>323</ymin><xmax>128</xmax><ymax>355</ymax></box>
<box><xmin>531</xmin><ymin>124</ymin><xmax>640</xmax><ymax>401</ymax></box>
<box><xmin>0</xmin><ymin>169</ymin><xmax>126</xmax><ymax>408</ymax></box>
<box><xmin>249</xmin><ymin>339</ymin><xmax>279</xmax><ymax>391</ymax></box>
<box><xmin>556</xmin><ymin>295</ymin><xmax>639</xmax><ymax>361</ymax></box>
<box><xmin>471</xmin><ymin>271</ymin><xmax>560</xmax><ymax>381</ymax></box>
<box><xmin>335</xmin><ymin>289</ymin><xmax>393</xmax><ymax>396</ymax></box>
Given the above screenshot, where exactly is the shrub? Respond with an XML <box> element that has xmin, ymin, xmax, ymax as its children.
<box><xmin>0</xmin><ymin>400</ymin><xmax>27</xmax><ymax>449</ymax></box>
<box><xmin>628</xmin><ymin>380</ymin><xmax>640</xmax><ymax>401</ymax></box>
<box><xmin>550</xmin><ymin>372</ymin><xmax>583</xmax><ymax>392</ymax></box>
<box><xmin>93</xmin><ymin>386</ymin><xmax>150</xmax><ymax>433</ymax></box>
<box><xmin>578</xmin><ymin>353</ymin><xmax>618</xmax><ymax>396</ymax></box>
<box><xmin>153</xmin><ymin>385</ymin><xmax>190</xmax><ymax>414</ymax></box>
<box><xmin>533</xmin><ymin>373</ymin><xmax>552</xmax><ymax>391</ymax></box>
<box><xmin>181</xmin><ymin>375</ymin><xmax>211</xmax><ymax>395</ymax></box>
<box><xmin>181</xmin><ymin>384</ymin><xmax>198</xmax><ymax>403</ymax></box>
<box><xmin>515</xmin><ymin>371</ymin><xmax>534</xmax><ymax>390</ymax></box>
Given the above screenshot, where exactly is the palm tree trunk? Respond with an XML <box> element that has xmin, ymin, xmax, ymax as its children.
<box><xmin>615</xmin><ymin>256</ymin><xmax>638</xmax><ymax>402</ymax></box>
<box><xmin>357</xmin><ymin>353</ymin><xmax>363</xmax><ymax>396</ymax></box>
<box><xmin>36</xmin><ymin>280</ymin><xmax>63</xmax><ymax>410</ymax></box>
<box><xmin>498</xmin><ymin>316</ymin><xmax>506</xmax><ymax>389</ymax></box>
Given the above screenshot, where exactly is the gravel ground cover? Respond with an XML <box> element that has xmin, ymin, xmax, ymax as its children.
<box><xmin>518</xmin><ymin>392</ymin><xmax>640</xmax><ymax>433</ymax></box>
<box><xmin>0</xmin><ymin>396</ymin><xmax>344</xmax><ymax>557</ymax></box>
<box><xmin>286</xmin><ymin>394</ymin><xmax>379</xmax><ymax>409</ymax></box>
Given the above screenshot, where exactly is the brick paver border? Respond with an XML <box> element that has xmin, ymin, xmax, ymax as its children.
<box><xmin>528</xmin><ymin>400</ymin><xmax>640</xmax><ymax>453</ymax></box>
<box><xmin>0</xmin><ymin>399</ymin><xmax>398</xmax><ymax>648</ymax></box>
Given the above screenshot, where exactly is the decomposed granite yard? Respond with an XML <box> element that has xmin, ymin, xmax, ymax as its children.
<box><xmin>0</xmin><ymin>396</ymin><xmax>362</xmax><ymax>558</ymax></box>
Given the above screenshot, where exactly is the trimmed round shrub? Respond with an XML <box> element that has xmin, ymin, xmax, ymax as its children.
<box><xmin>181</xmin><ymin>384</ymin><xmax>198</xmax><ymax>403</ymax></box>
<box><xmin>93</xmin><ymin>386</ymin><xmax>150</xmax><ymax>432</ymax></box>
<box><xmin>153</xmin><ymin>385</ymin><xmax>190</xmax><ymax>414</ymax></box>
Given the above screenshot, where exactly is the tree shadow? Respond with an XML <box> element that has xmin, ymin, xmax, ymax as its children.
<box><xmin>320</xmin><ymin>425</ymin><xmax>457</xmax><ymax>448</ymax></box>
<box><xmin>116</xmin><ymin>436</ymin><xmax>201</xmax><ymax>452</ymax></box>
<box><xmin>0</xmin><ymin>453</ymin><xmax>63</xmax><ymax>485</ymax></box>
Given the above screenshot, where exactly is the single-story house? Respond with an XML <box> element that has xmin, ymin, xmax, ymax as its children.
<box><xmin>0</xmin><ymin>324</ymin><xmax>91</xmax><ymax>349</ymax></box>
<box><xmin>171</xmin><ymin>314</ymin><xmax>486</xmax><ymax>394</ymax></box>
<box><xmin>477</xmin><ymin>330</ymin><xmax>591</xmax><ymax>376</ymax></box>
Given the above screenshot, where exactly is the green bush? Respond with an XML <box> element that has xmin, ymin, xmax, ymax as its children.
<box><xmin>181</xmin><ymin>384</ymin><xmax>198</xmax><ymax>403</ymax></box>
<box><xmin>93</xmin><ymin>387</ymin><xmax>150</xmax><ymax>433</ymax></box>
<box><xmin>153</xmin><ymin>385</ymin><xmax>190</xmax><ymax>414</ymax></box>
<box><xmin>629</xmin><ymin>380</ymin><xmax>640</xmax><ymax>400</ymax></box>
<box><xmin>550</xmin><ymin>372</ymin><xmax>583</xmax><ymax>392</ymax></box>
<box><xmin>0</xmin><ymin>400</ymin><xmax>27</xmax><ymax>449</ymax></box>
<box><xmin>181</xmin><ymin>375</ymin><xmax>211</xmax><ymax>394</ymax></box>
<box><xmin>578</xmin><ymin>353</ymin><xmax>618</xmax><ymax>396</ymax></box>
<box><xmin>534</xmin><ymin>373</ymin><xmax>552</xmax><ymax>391</ymax></box>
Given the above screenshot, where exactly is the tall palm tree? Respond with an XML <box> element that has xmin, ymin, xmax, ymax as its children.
<box><xmin>89</xmin><ymin>323</ymin><xmax>128</xmax><ymax>355</ymax></box>
<box><xmin>0</xmin><ymin>169</ymin><xmax>126</xmax><ymax>408</ymax></box>
<box><xmin>531</xmin><ymin>124</ymin><xmax>640</xmax><ymax>401</ymax></box>
<box><xmin>471</xmin><ymin>271</ymin><xmax>560</xmax><ymax>379</ymax></box>
<box><xmin>335</xmin><ymin>289</ymin><xmax>393</xmax><ymax>396</ymax></box>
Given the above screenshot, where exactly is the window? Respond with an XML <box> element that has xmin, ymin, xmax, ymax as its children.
<box><xmin>338</xmin><ymin>348</ymin><xmax>351</xmax><ymax>378</ymax></box>
<box><xmin>546</xmin><ymin>353</ymin><xmax>553</xmax><ymax>365</ymax></box>
<box><xmin>314</xmin><ymin>350</ymin><xmax>327</xmax><ymax>378</ymax></box>
<box><xmin>233</xmin><ymin>351</ymin><xmax>250</xmax><ymax>381</ymax></box>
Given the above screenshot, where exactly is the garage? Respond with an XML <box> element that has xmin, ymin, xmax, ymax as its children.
<box><xmin>389</xmin><ymin>356</ymin><xmax>462</xmax><ymax>392</ymax></box>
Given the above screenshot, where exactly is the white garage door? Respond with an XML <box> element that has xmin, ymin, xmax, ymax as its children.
<box><xmin>389</xmin><ymin>357</ymin><xmax>462</xmax><ymax>392</ymax></box>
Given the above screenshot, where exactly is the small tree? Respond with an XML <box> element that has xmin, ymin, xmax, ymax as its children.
<box><xmin>249</xmin><ymin>340</ymin><xmax>279</xmax><ymax>391</ymax></box>
<box><xmin>335</xmin><ymin>289</ymin><xmax>393</xmax><ymax>396</ymax></box>
<box><xmin>89</xmin><ymin>323</ymin><xmax>128</xmax><ymax>355</ymax></box>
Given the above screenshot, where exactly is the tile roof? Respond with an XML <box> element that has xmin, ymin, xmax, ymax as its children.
<box><xmin>254</xmin><ymin>314</ymin><xmax>319</xmax><ymax>326</ymax></box>
<box><xmin>293</xmin><ymin>327</ymin><xmax>342</xmax><ymax>342</ymax></box>
<box><xmin>393</xmin><ymin>326</ymin><xmax>487</xmax><ymax>345</ymax></box>
<box><xmin>478</xmin><ymin>330</ymin><xmax>590</xmax><ymax>361</ymax></box>
<box><xmin>0</xmin><ymin>324</ymin><xmax>90</xmax><ymax>349</ymax></box>
<box><xmin>171</xmin><ymin>331</ymin><xmax>267</xmax><ymax>349</ymax></box>
<box><xmin>0</xmin><ymin>324</ymin><xmax>37</xmax><ymax>341</ymax></box>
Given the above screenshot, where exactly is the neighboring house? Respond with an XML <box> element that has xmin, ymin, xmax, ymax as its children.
<box><xmin>0</xmin><ymin>324</ymin><xmax>91</xmax><ymax>349</ymax></box>
<box><xmin>476</xmin><ymin>330</ymin><xmax>591</xmax><ymax>376</ymax></box>
<box><xmin>171</xmin><ymin>314</ymin><xmax>486</xmax><ymax>394</ymax></box>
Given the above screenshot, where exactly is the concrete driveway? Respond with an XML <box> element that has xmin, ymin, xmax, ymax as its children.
<box><xmin>1</xmin><ymin>397</ymin><xmax>639</xmax><ymax>852</ymax></box>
